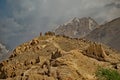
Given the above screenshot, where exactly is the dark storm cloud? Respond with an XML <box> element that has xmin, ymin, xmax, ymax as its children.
<box><xmin>0</xmin><ymin>0</ymin><xmax>120</xmax><ymax>49</ymax></box>
<box><xmin>106</xmin><ymin>2</ymin><xmax>120</xmax><ymax>8</ymax></box>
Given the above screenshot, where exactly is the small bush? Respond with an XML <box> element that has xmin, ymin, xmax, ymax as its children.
<box><xmin>96</xmin><ymin>68</ymin><xmax>120</xmax><ymax>80</ymax></box>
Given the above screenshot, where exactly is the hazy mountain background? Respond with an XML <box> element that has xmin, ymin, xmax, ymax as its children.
<box><xmin>0</xmin><ymin>0</ymin><xmax>120</xmax><ymax>49</ymax></box>
<box><xmin>0</xmin><ymin>43</ymin><xmax>9</xmax><ymax>61</ymax></box>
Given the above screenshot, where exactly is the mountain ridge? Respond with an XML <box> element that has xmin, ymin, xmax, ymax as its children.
<box><xmin>55</xmin><ymin>17</ymin><xmax>120</xmax><ymax>52</ymax></box>
<box><xmin>55</xmin><ymin>17</ymin><xmax>99</xmax><ymax>38</ymax></box>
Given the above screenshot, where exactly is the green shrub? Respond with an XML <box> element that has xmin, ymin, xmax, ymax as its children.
<box><xmin>96</xmin><ymin>68</ymin><xmax>120</xmax><ymax>80</ymax></box>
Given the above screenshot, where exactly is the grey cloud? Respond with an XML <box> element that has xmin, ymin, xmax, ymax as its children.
<box><xmin>106</xmin><ymin>2</ymin><xmax>120</xmax><ymax>8</ymax></box>
<box><xmin>0</xmin><ymin>0</ymin><xmax>120</xmax><ymax>49</ymax></box>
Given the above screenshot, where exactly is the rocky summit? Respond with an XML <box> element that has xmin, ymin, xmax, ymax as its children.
<box><xmin>55</xmin><ymin>17</ymin><xmax>98</xmax><ymax>38</ymax></box>
<box><xmin>0</xmin><ymin>33</ymin><xmax>120</xmax><ymax>80</ymax></box>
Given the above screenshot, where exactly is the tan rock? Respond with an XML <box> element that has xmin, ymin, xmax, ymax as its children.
<box><xmin>84</xmin><ymin>43</ymin><xmax>107</xmax><ymax>61</ymax></box>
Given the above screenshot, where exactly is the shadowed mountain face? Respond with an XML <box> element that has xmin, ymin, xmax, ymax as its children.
<box><xmin>85</xmin><ymin>17</ymin><xmax>120</xmax><ymax>52</ymax></box>
<box><xmin>0</xmin><ymin>34</ymin><xmax>120</xmax><ymax>80</ymax></box>
<box><xmin>55</xmin><ymin>17</ymin><xmax>98</xmax><ymax>38</ymax></box>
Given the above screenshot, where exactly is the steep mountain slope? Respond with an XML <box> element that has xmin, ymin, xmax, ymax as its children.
<box><xmin>0</xmin><ymin>33</ymin><xmax>120</xmax><ymax>80</ymax></box>
<box><xmin>0</xmin><ymin>43</ymin><xmax>9</xmax><ymax>61</ymax></box>
<box><xmin>85</xmin><ymin>17</ymin><xmax>120</xmax><ymax>51</ymax></box>
<box><xmin>55</xmin><ymin>17</ymin><xmax>98</xmax><ymax>38</ymax></box>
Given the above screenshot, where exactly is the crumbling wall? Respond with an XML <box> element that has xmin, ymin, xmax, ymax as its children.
<box><xmin>84</xmin><ymin>43</ymin><xmax>107</xmax><ymax>61</ymax></box>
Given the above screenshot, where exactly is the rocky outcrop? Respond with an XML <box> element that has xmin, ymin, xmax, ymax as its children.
<box><xmin>84</xmin><ymin>43</ymin><xmax>107</xmax><ymax>61</ymax></box>
<box><xmin>0</xmin><ymin>35</ymin><xmax>120</xmax><ymax>80</ymax></box>
<box><xmin>55</xmin><ymin>17</ymin><xmax>98</xmax><ymax>38</ymax></box>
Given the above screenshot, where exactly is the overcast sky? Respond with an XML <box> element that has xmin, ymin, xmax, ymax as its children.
<box><xmin>0</xmin><ymin>0</ymin><xmax>120</xmax><ymax>49</ymax></box>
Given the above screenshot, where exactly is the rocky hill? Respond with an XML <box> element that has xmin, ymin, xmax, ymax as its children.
<box><xmin>0</xmin><ymin>43</ymin><xmax>9</xmax><ymax>61</ymax></box>
<box><xmin>0</xmin><ymin>33</ymin><xmax>120</xmax><ymax>80</ymax></box>
<box><xmin>85</xmin><ymin>17</ymin><xmax>120</xmax><ymax>52</ymax></box>
<box><xmin>55</xmin><ymin>17</ymin><xmax>98</xmax><ymax>38</ymax></box>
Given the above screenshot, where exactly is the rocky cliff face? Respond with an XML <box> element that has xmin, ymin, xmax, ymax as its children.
<box><xmin>85</xmin><ymin>17</ymin><xmax>120</xmax><ymax>52</ymax></box>
<box><xmin>0</xmin><ymin>34</ymin><xmax>120</xmax><ymax>80</ymax></box>
<box><xmin>55</xmin><ymin>17</ymin><xmax>98</xmax><ymax>38</ymax></box>
<box><xmin>0</xmin><ymin>43</ymin><xmax>9</xmax><ymax>61</ymax></box>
